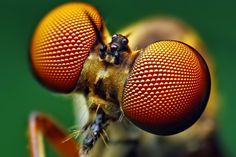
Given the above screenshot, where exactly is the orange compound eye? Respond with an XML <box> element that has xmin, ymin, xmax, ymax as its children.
<box><xmin>122</xmin><ymin>41</ymin><xmax>211</xmax><ymax>135</ymax></box>
<box><xmin>30</xmin><ymin>3</ymin><xmax>102</xmax><ymax>93</ymax></box>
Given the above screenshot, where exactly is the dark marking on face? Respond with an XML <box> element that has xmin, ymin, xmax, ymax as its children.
<box><xmin>94</xmin><ymin>78</ymin><xmax>106</xmax><ymax>100</ymax></box>
<box><xmin>109</xmin><ymin>88</ymin><xmax>119</xmax><ymax>105</ymax></box>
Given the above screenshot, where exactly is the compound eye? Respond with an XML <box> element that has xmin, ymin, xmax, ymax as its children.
<box><xmin>122</xmin><ymin>41</ymin><xmax>211</xmax><ymax>135</ymax></box>
<box><xmin>30</xmin><ymin>3</ymin><xmax>102</xmax><ymax>93</ymax></box>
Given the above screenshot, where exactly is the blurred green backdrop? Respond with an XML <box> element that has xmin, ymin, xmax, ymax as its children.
<box><xmin>0</xmin><ymin>0</ymin><xmax>235</xmax><ymax>156</ymax></box>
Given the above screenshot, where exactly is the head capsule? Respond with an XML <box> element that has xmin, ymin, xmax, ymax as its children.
<box><xmin>122</xmin><ymin>40</ymin><xmax>211</xmax><ymax>135</ymax></box>
<box><xmin>30</xmin><ymin>3</ymin><xmax>103</xmax><ymax>93</ymax></box>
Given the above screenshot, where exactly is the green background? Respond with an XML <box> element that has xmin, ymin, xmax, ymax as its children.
<box><xmin>0</xmin><ymin>0</ymin><xmax>235</xmax><ymax>156</ymax></box>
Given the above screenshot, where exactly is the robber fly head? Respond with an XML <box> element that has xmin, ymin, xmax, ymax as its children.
<box><xmin>30</xmin><ymin>2</ymin><xmax>210</xmax><ymax>138</ymax></box>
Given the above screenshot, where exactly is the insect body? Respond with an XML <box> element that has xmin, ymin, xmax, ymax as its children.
<box><xmin>29</xmin><ymin>2</ymin><xmax>215</xmax><ymax>157</ymax></box>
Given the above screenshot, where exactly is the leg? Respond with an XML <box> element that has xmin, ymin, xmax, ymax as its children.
<box><xmin>28</xmin><ymin>112</ymin><xmax>79</xmax><ymax>157</ymax></box>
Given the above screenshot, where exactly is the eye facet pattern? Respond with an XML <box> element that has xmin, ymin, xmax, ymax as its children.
<box><xmin>122</xmin><ymin>41</ymin><xmax>211</xmax><ymax>135</ymax></box>
<box><xmin>30</xmin><ymin>3</ymin><xmax>102</xmax><ymax>93</ymax></box>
